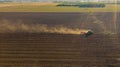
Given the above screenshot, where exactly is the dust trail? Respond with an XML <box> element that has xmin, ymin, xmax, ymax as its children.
<box><xmin>0</xmin><ymin>19</ymin><xmax>89</xmax><ymax>34</ymax></box>
<box><xmin>113</xmin><ymin>0</ymin><xmax>118</xmax><ymax>34</ymax></box>
<box><xmin>80</xmin><ymin>13</ymin><xmax>107</xmax><ymax>33</ymax></box>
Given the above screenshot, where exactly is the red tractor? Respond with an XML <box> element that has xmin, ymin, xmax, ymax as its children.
<box><xmin>81</xmin><ymin>30</ymin><xmax>94</xmax><ymax>37</ymax></box>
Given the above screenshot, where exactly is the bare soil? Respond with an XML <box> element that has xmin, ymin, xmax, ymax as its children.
<box><xmin>0</xmin><ymin>12</ymin><xmax>120</xmax><ymax>67</ymax></box>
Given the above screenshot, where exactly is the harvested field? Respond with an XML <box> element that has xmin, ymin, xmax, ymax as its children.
<box><xmin>0</xmin><ymin>2</ymin><xmax>57</xmax><ymax>7</ymax></box>
<box><xmin>0</xmin><ymin>12</ymin><xmax>120</xmax><ymax>67</ymax></box>
<box><xmin>0</xmin><ymin>3</ymin><xmax>120</xmax><ymax>12</ymax></box>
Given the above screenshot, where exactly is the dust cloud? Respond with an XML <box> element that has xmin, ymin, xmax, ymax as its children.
<box><xmin>0</xmin><ymin>19</ymin><xmax>89</xmax><ymax>34</ymax></box>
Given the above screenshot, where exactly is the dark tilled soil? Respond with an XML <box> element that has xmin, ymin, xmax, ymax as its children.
<box><xmin>0</xmin><ymin>12</ymin><xmax>120</xmax><ymax>33</ymax></box>
<box><xmin>0</xmin><ymin>33</ymin><xmax>120</xmax><ymax>67</ymax></box>
<box><xmin>0</xmin><ymin>12</ymin><xmax>120</xmax><ymax>67</ymax></box>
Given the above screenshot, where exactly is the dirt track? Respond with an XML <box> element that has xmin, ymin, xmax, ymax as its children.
<box><xmin>0</xmin><ymin>12</ymin><xmax>120</xmax><ymax>67</ymax></box>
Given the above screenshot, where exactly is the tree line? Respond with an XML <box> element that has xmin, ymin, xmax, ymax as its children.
<box><xmin>57</xmin><ymin>2</ymin><xmax>106</xmax><ymax>8</ymax></box>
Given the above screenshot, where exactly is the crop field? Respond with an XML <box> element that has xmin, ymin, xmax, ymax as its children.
<box><xmin>0</xmin><ymin>12</ymin><xmax>120</xmax><ymax>67</ymax></box>
<box><xmin>0</xmin><ymin>2</ymin><xmax>120</xmax><ymax>12</ymax></box>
